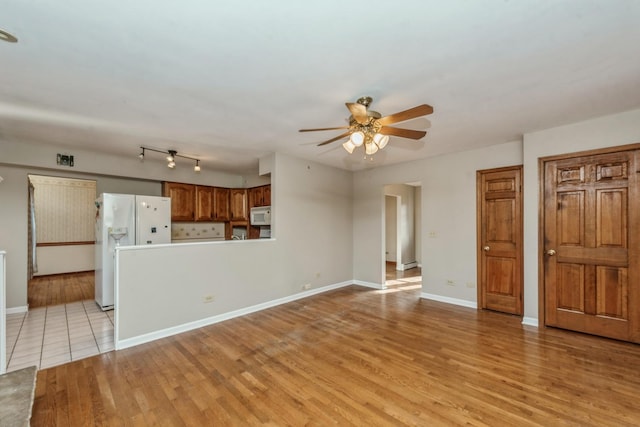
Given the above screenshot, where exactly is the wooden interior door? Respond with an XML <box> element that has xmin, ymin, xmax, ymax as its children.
<box><xmin>543</xmin><ymin>148</ymin><xmax>640</xmax><ymax>342</ymax></box>
<box><xmin>477</xmin><ymin>166</ymin><xmax>523</xmax><ymax>315</ymax></box>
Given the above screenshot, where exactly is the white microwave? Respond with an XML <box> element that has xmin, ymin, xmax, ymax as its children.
<box><xmin>250</xmin><ymin>206</ymin><xmax>271</xmax><ymax>225</ymax></box>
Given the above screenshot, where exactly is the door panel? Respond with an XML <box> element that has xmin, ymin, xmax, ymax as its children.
<box><xmin>477</xmin><ymin>166</ymin><xmax>523</xmax><ymax>315</ymax></box>
<box><xmin>543</xmin><ymin>148</ymin><xmax>640</xmax><ymax>342</ymax></box>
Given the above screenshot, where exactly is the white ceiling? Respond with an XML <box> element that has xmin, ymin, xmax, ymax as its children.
<box><xmin>2</xmin><ymin>1</ymin><xmax>640</xmax><ymax>173</ymax></box>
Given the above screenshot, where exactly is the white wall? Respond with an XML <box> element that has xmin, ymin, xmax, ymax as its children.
<box><xmin>385</xmin><ymin>196</ymin><xmax>397</xmax><ymax>262</ymax></box>
<box><xmin>354</xmin><ymin>140</ymin><xmax>523</xmax><ymax>299</ymax></box>
<box><xmin>35</xmin><ymin>245</ymin><xmax>94</xmax><ymax>275</ymax></box>
<box><xmin>415</xmin><ymin>186</ymin><xmax>422</xmax><ymax>265</ymax></box>
<box><xmin>116</xmin><ymin>152</ymin><xmax>353</xmax><ymax>344</ymax></box>
<box><xmin>522</xmin><ymin>108</ymin><xmax>640</xmax><ymax>321</ymax></box>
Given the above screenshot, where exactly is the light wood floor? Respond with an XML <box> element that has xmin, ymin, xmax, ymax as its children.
<box><xmin>33</xmin><ymin>282</ymin><xmax>640</xmax><ymax>426</ymax></box>
<box><xmin>28</xmin><ymin>271</ymin><xmax>94</xmax><ymax>308</ymax></box>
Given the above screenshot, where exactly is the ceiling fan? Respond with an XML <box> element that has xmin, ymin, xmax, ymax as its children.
<box><xmin>299</xmin><ymin>96</ymin><xmax>433</xmax><ymax>156</ymax></box>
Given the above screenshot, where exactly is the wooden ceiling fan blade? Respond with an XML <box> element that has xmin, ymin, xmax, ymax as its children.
<box><xmin>379</xmin><ymin>126</ymin><xmax>427</xmax><ymax>140</ymax></box>
<box><xmin>345</xmin><ymin>102</ymin><xmax>368</xmax><ymax>124</ymax></box>
<box><xmin>377</xmin><ymin>104</ymin><xmax>433</xmax><ymax>126</ymax></box>
<box><xmin>299</xmin><ymin>126</ymin><xmax>349</xmax><ymax>132</ymax></box>
<box><xmin>317</xmin><ymin>131</ymin><xmax>351</xmax><ymax>146</ymax></box>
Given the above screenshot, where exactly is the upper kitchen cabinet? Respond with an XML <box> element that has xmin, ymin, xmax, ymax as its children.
<box><xmin>230</xmin><ymin>189</ymin><xmax>248</xmax><ymax>221</ymax></box>
<box><xmin>195</xmin><ymin>186</ymin><xmax>214</xmax><ymax>221</ymax></box>
<box><xmin>213</xmin><ymin>187</ymin><xmax>230</xmax><ymax>221</ymax></box>
<box><xmin>249</xmin><ymin>185</ymin><xmax>271</xmax><ymax>208</ymax></box>
<box><xmin>162</xmin><ymin>182</ymin><xmax>195</xmax><ymax>221</ymax></box>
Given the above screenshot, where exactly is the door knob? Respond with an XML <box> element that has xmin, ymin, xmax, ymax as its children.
<box><xmin>483</xmin><ymin>246</ymin><xmax>490</xmax><ymax>252</ymax></box>
<box><xmin>546</xmin><ymin>249</ymin><xmax>556</xmax><ymax>256</ymax></box>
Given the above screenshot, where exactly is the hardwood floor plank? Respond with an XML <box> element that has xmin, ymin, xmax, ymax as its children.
<box><xmin>29</xmin><ymin>271</ymin><xmax>94</xmax><ymax>308</ymax></box>
<box><xmin>32</xmin><ymin>283</ymin><xmax>640</xmax><ymax>426</ymax></box>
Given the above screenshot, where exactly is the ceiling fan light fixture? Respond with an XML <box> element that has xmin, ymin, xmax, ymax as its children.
<box><xmin>342</xmin><ymin>140</ymin><xmax>356</xmax><ymax>154</ymax></box>
<box><xmin>350</xmin><ymin>131</ymin><xmax>365</xmax><ymax>147</ymax></box>
<box><xmin>300</xmin><ymin>97</ymin><xmax>433</xmax><ymax>159</ymax></box>
<box><xmin>365</xmin><ymin>142</ymin><xmax>378</xmax><ymax>155</ymax></box>
<box><xmin>373</xmin><ymin>133</ymin><xmax>389</xmax><ymax>149</ymax></box>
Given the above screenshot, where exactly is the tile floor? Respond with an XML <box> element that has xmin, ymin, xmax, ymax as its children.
<box><xmin>5</xmin><ymin>299</ymin><xmax>114</xmax><ymax>372</ymax></box>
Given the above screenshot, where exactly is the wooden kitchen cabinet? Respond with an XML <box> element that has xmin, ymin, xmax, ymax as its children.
<box><xmin>248</xmin><ymin>185</ymin><xmax>271</xmax><ymax>208</ymax></box>
<box><xmin>230</xmin><ymin>189</ymin><xmax>248</xmax><ymax>221</ymax></box>
<box><xmin>162</xmin><ymin>182</ymin><xmax>195</xmax><ymax>221</ymax></box>
<box><xmin>213</xmin><ymin>187</ymin><xmax>230</xmax><ymax>221</ymax></box>
<box><xmin>195</xmin><ymin>186</ymin><xmax>214</xmax><ymax>221</ymax></box>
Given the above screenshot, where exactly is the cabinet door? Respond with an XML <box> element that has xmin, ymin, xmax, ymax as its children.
<box><xmin>249</xmin><ymin>185</ymin><xmax>271</xmax><ymax>208</ymax></box>
<box><xmin>230</xmin><ymin>189</ymin><xmax>248</xmax><ymax>221</ymax></box>
<box><xmin>213</xmin><ymin>187</ymin><xmax>230</xmax><ymax>221</ymax></box>
<box><xmin>248</xmin><ymin>186</ymin><xmax>262</xmax><ymax>209</ymax></box>
<box><xmin>162</xmin><ymin>182</ymin><xmax>195</xmax><ymax>221</ymax></box>
<box><xmin>262</xmin><ymin>185</ymin><xmax>271</xmax><ymax>206</ymax></box>
<box><xmin>195</xmin><ymin>186</ymin><xmax>214</xmax><ymax>221</ymax></box>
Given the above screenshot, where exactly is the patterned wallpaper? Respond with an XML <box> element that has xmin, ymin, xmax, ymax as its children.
<box><xmin>29</xmin><ymin>175</ymin><xmax>97</xmax><ymax>243</ymax></box>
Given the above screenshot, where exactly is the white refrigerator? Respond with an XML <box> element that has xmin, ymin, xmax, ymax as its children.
<box><xmin>95</xmin><ymin>194</ymin><xmax>171</xmax><ymax>311</ymax></box>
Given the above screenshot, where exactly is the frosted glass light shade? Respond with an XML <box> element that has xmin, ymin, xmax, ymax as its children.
<box><xmin>342</xmin><ymin>140</ymin><xmax>356</xmax><ymax>154</ymax></box>
<box><xmin>350</xmin><ymin>131</ymin><xmax>365</xmax><ymax>146</ymax></box>
<box><xmin>365</xmin><ymin>142</ymin><xmax>379</xmax><ymax>155</ymax></box>
<box><xmin>373</xmin><ymin>133</ymin><xmax>389</xmax><ymax>149</ymax></box>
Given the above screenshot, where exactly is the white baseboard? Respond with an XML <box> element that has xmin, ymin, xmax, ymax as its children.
<box><xmin>6</xmin><ymin>306</ymin><xmax>28</xmax><ymax>315</ymax></box>
<box><xmin>396</xmin><ymin>261</ymin><xmax>418</xmax><ymax>272</ymax></box>
<box><xmin>116</xmin><ymin>280</ymin><xmax>354</xmax><ymax>350</ymax></box>
<box><xmin>420</xmin><ymin>293</ymin><xmax>477</xmax><ymax>309</ymax></box>
<box><xmin>521</xmin><ymin>317</ymin><xmax>539</xmax><ymax>327</ymax></box>
<box><xmin>352</xmin><ymin>280</ymin><xmax>384</xmax><ymax>290</ymax></box>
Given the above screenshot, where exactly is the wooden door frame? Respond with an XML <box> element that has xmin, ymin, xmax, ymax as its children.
<box><xmin>537</xmin><ymin>142</ymin><xmax>640</xmax><ymax>326</ymax></box>
<box><xmin>476</xmin><ymin>164</ymin><xmax>523</xmax><ymax>312</ymax></box>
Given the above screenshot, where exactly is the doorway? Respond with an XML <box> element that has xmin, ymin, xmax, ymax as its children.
<box><xmin>383</xmin><ymin>183</ymin><xmax>422</xmax><ymax>287</ymax></box>
<box><xmin>541</xmin><ymin>145</ymin><xmax>640</xmax><ymax>343</ymax></box>
<box><xmin>5</xmin><ymin>175</ymin><xmax>113</xmax><ymax>373</ymax></box>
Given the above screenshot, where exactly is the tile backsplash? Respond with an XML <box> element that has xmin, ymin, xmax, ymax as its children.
<box><xmin>171</xmin><ymin>222</ymin><xmax>225</xmax><ymax>241</ymax></box>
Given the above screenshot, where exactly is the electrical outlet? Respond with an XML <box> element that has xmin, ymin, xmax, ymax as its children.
<box><xmin>428</xmin><ymin>231</ymin><xmax>437</xmax><ymax>238</ymax></box>
<box><xmin>202</xmin><ymin>295</ymin><xmax>215</xmax><ymax>303</ymax></box>
<box><xmin>302</xmin><ymin>283</ymin><xmax>311</xmax><ymax>290</ymax></box>
<box><xmin>466</xmin><ymin>282</ymin><xmax>475</xmax><ymax>288</ymax></box>
<box><xmin>446</xmin><ymin>280</ymin><xmax>455</xmax><ymax>286</ymax></box>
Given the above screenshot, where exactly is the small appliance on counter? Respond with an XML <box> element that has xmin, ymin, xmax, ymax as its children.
<box><xmin>259</xmin><ymin>226</ymin><xmax>271</xmax><ymax>239</ymax></box>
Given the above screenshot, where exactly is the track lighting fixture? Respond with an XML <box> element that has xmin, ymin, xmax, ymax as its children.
<box><xmin>138</xmin><ymin>147</ymin><xmax>201</xmax><ymax>172</ymax></box>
